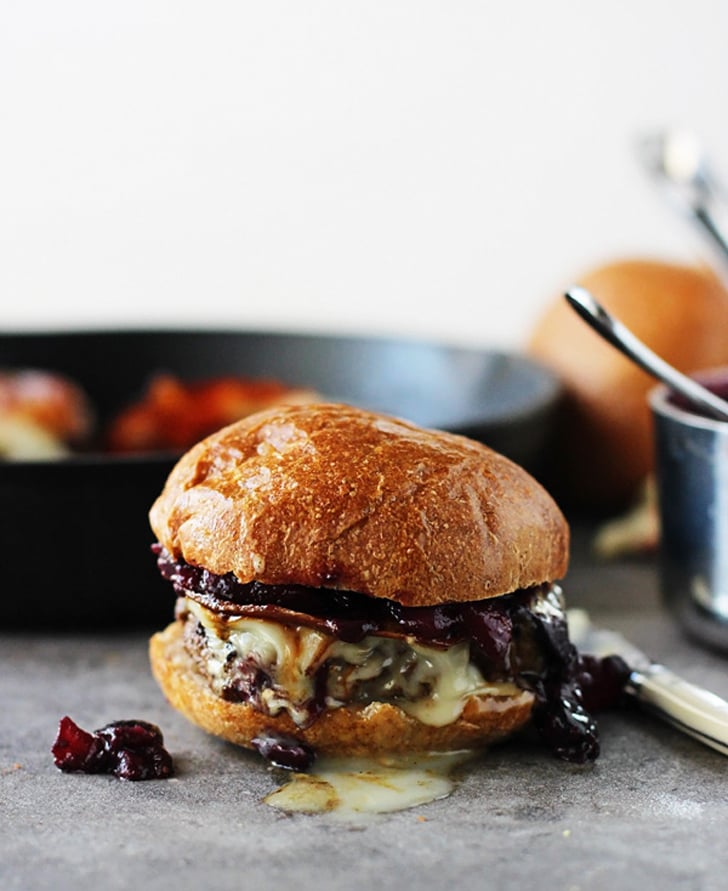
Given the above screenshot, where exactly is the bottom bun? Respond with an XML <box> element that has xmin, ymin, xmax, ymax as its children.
<box><xmin>149</xmin><ymin>621</ymin><xmax>535</xmax><ymax>757</ymax></box>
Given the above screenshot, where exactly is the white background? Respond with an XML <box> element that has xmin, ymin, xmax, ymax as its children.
<box><xmin>2</xmin><ymin>1</ymin><xmax>728</xmax><ymax>349</ymax></box>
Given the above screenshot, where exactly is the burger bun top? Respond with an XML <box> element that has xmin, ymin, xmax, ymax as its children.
<box><xmin>149</xmin><ymin>402</ymin><xmax>568</xmax><ymax>607</ymax></box>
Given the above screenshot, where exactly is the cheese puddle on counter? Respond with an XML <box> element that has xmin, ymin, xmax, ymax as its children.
<box><xmin>264</xmin><ymin>751</ymin><xmax>473</xmax><ymax>816</ymax></box>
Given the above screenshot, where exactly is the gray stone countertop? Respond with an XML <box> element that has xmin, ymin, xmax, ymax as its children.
<box><xmin>2</xmin><ymin>530</ymin><xmax>728</xmax><ymax>891</ymax></box>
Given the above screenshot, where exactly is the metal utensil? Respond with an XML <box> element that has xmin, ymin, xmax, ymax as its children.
<box><xmin>638</xmin><ymin>129</ymin><xmax>728</xmax><ymax>264</ymax></box>
<box><xmin>564</xmin><ymin>286</ymin><xmax>728</xmax><ymax>422</ymax></box>
<box><xmin>649</xmin><ymin>376</ymin><xmax>728</xmax><ymax>652</ymax></box>
<box><xmin>568</xmin><ymin>609</ymin><xmax>728</xmax><ymax>756</ymax></box>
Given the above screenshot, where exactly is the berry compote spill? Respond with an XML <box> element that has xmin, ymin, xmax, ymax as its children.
<box><xmin>51</xmin><ymin>716</ymin><xmax>174</xmax><ymax>781</ymax></box>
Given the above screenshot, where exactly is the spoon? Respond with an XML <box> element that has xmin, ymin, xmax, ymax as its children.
<box><xmin>564</xmin><ymin>286</ymin><xmax>728</xmax><ymax>422</ymax></box>
<box><xmin>638</xmin><ymin>129</ymin><xmax>728</xmax><ymax>263</ymax></box>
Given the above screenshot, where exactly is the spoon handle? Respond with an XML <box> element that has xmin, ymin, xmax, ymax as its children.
<box><xmin>693</xmin><ymin>204</ymin><xmax>728</xmax><ymax>263</ymax></box>
<box><xmin>564</xmin><ymin>287</ymin><xmax>728</xmax><ymax>423</ymax></box>
<box><xmin>638</xmin><ymin>131</ymin><xmax>728</xmax><ymax>266</ymax></box>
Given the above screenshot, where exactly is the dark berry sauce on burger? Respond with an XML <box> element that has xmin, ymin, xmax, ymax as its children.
<box><xmin>251</xmin><ymin>732</ymin><xmax>316</xmax><ymax>771</ymax></box>
<box><xmin>154</xmin><ymin>545</ymin><xmax>628</xmax><ymax>765</ymax></box>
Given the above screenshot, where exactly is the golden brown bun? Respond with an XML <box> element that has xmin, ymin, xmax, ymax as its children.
<box><xmin>149</xmin><ymin>402</ymin><xmax>568</xmax><ymax>606</ymax></box>
<box><xmin>150</xmin><ymin>620</ymin><xmax>535</xmax><ymax>756</ymax></box>
<box><xmin>528</xmin><ymin>259</ymin><xmax>728</xmax><ymax>509</ymax></box>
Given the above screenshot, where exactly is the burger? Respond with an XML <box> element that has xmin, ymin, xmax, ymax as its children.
<box><xmin>149</xmin><ymin>403</ymin><xmax>619</xmax><ymax>769</ymax></box>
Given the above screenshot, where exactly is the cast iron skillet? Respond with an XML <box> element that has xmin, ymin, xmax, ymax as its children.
<box><xmin>0</xmin><ymin>329</ymin><xmax>561</xmax><ymax>629</ymax></box>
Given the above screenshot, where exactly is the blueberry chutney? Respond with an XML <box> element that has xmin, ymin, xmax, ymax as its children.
<box><xmin>51</xmin><ymin>716</ymin><xmax>174</xmax><ymax>780</ymax></box>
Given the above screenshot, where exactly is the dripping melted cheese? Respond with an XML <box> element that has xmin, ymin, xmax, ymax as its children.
<box><xmin>264</xmin><ymin>751</ymin><xmax>475</xmax><ymax>816</ymax></box>
<box><xmin>185</xmin><ymin>597</ymin><xmax>521</xmax><ymax>728</ymax></box>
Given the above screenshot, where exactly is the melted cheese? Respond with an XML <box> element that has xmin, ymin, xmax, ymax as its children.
<box><xmin>264</xmin><ymin>751</ymin><xmax>474</xmax><ymax>816</ymax></box>
<box><xmin>185</xmin><ymin>597</ymin><xmax>520</xmax><ymax>728</ymax></box>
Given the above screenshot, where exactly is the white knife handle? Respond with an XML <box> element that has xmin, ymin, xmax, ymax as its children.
<box><xmin>629</xmin><ymin>665</ymin><xmax>728</xmax><ymax>756</ymax></box>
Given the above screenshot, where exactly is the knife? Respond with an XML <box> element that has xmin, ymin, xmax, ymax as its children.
<box><xmin>568</xmin><ymin>608</ymin><xmax>728</xmax><ymax>756</ymax></box>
